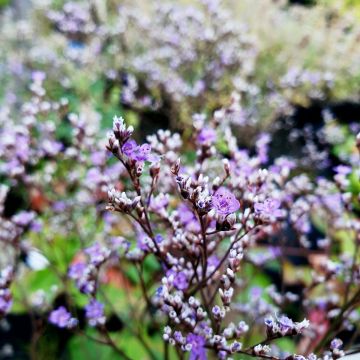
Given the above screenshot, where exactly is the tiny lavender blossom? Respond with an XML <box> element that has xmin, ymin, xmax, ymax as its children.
<box><xmin>49</xmin><ymin>307</ymin><xmax>78</xmax><ymax>329</ymax></box>
<box><xmin>197</xmin><ymin>127</ymin><xmax>217</xmax><ymax>145</ymax></box>
<box><xmin>186</xmin><ymin>334</ymin><xmax>207</xmax><ymax>360</ymax></box>
<box><xmin>85</xmin><ymin>299</ymin><xmax>106</xmax><ymax>327</ymax></box>
<box><xmin>212</xmin><ymin>187</ymin><xmax>240</xmax><ymax>215</ymax></box>
<box><xmin>254</xmin><ymin>198</ymin><xmax>283</xmax><ymax>220</ymax></box>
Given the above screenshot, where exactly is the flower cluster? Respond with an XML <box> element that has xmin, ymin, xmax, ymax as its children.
<box><xmin>99</xmin><ymin>116</ymin><xmax>359</xmax><ymax>359</ymax></box>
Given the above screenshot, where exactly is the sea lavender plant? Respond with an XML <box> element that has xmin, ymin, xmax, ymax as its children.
<box><xmin>46</xmin><ymin>114</ymin><xmax>357</xmax><ymax>359</ymax></box>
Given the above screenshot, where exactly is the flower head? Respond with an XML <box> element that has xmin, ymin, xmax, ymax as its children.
<box><xmin>197</xmin><ymin>127</ymin><xmax>216</xmax><ymax>145</ymax></box>
<box><xmin>0</xmin><ymin>289</ymin><xmax>12</xmax><ymax>315</ymax></box>
<box><xmin>186</xmin><ymin>333</ymin><xmax>207</xmax><ymax>360</ymax></box>
<box><xmin>254</xmin><ymin>198</ymin><xmax>283</xmax><ymax>219</ymax></box>
<box><xmin>212</xmin><ymin>188</ymin><xmax>240</xmax><ymax>215</ymax></box>
<box><xmin>49</xmin><ymin>306</ymin><xmax>78</xmax><ymax>329</ymax></box>
<box><xmin>122</xmin><ymin>140</ymin><xmax>159</xmax><ymax>163</ymax></box>
<box><xmin>85</xmin><ymin>299</ymin><xmax>106</xmax><ymax>327</ymax></box>
<box><xmin>85</xmin><ymin>242</ymin><xmax>111</xmax><ymax>266</ymax></box>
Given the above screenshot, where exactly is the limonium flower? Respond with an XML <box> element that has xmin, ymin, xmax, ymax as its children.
<box><xmin>254</xmin><ymin>198</ymin><xmax>283</xmax><ymax>219</ymax></box>
<box><xmin>122</xmin><ymin>140</ymin><xmax>159</xmax><ymax>163</ymax></box>
<box><xmin>186</xmin><ymin>333</ymin><xmax>207</xmax><ymax>360</ymax></box>
<box><xmin>212</xmin><ymin>187</ymin><xmax>240</xmax><ymax>215</ymax></box>
<box><xmin>197</xmin><ymin>127</ymin><xmax>216</xmax><ymax>145</ymax></box>
<box><xmin>49</xmin><ymin>307</ymin><xmax>78</xmax><ymax>329</ymax></box>
<box><xmin>85</xmin><ymin>299</ymin><xmax>106</xmax><ymax>327</ymax></box>
<box><xmin>0</xmin><ymin>289</ymin><xmax>12</xmax><ymax>315</ymax></box>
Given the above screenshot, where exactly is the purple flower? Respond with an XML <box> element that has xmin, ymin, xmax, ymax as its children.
<box><xmin>53</xmin><ymin>201</ymin><xmax>67</xmax><ymax>212</ymax></box>
<box><xmin>177</xmin><ymin>204</ymin><xmax>201</xmax><ymax>232</ymax></box>
<box><xmin>68</xmin><ymin>262</ymin><xmax>87</xmax><ymax>280</ymax></box>
<box><xmin>264</xmin><ymin>316</ymin><xmax>274</xmax><ymax>328</ymax></box>
<box><xmin>0</xmin><ymin>289</ymin><xmax>12</xmax><ymax>315</ymax></box>
<box><xmin>12</xmin><ymin>211</ymin><xmax>35</xmax><ymax>227</ymax></box>
<box><xmin>186</xmin><ymin>334</ymin><xmax>207</xmax><ymax>360</ymax></box>
<box><xmin>86</xmin><ymin>168</ymin><xmax>104</xmax><ymax>185</ymax></box>
<box><xmin>197</xmin><ymin>128</ymin><xmax>216</xmax><ymax>145</ymax></box>
<box><xmin>330</xmin><ymin>338</ymin><xmax>343</xmax><ymax>350</ymax></box>
<box><xmin>90</xmin><ymin>151</ymin><xmax>106</xmax><ymax>166</ymax></box>
<box><xmin>133</xmin><ymin>143</ymin><xmax>152</xmax><ymax>162</ymax></box>
<box><xmin>30</xmin><ymin>220</ymin><xmax>43</xmax><ymax>233</ymax></box>
<box><xmin>68</xmin><ymin>262</ymin><xmax>95</xmax><ymax>294</ymax></box>
<box><xmin>31</xmin><ymin>71</ymin><xmax>46</xmax><ymax>83</ymax></box>
<box><xmin>207</xmin><ymin>255</ymin><xmax>220</xmax><ymax>269</ymax></box>
<box><xmin>85</xmin><ymin>299</ymin><xmax>106</xmax><ymax>327</ymax></box>
<box><xmin>173</xmin><ymin>271</ymin><xmax>189</xmax><ymax>291</ymax></box>
<box><xmin>254</xmin><ymin>199</ymin><xmax>283</xmax><ymax>219</ymax></box>
<box><xmin>167</xmin><ymin>270</ymin><xmax>189</xmax><ymax>291</ymax></box>
<box><xmin>278</xmin><ymin>315</ymin><xmax>294</xmax><ymax>335</ymax></box>
<box><xmin>333</xmin><ymin>165</ymin><xmax>352</xmax><ymax>175</ymax></box>
<box><xmin>212</xmin><ymin>188</ymin><xmax>240</xmax><ymax>215</ymax></box>
<box><xmin>122</xmin><ymin>139</ymin><xmax>138</xmax><ymax>157</ymax></box>
<box><xmin>122</xmin><ymin>140</ymin><xmax>159</xmax><ymax>163</ymax></box>
<box><xmin>49</xmin><ymin>307</ymin><xmax>78</xmax><ymax>329</ymax></box>
<box><xmin>85</xmin><ymin>242</ymin><xmax>111</xmax><ymax>266</ymax></box>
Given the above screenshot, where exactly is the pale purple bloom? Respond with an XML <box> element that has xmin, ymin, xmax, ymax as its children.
<box><xmin>85</xmin><ymin>299</ymin><xmax>106</xmax><ymax>327</ymax></box>
<box><xmin>122</xmin><ymin>140</ymin><xmax>159</xmax><ymax>163</ymax></box>
<box><xmin>155</xmin><ymin>234</ymin><xmax>164</xmax><ymax>244</ymax></box>
<box><xmin>264</xmin><ymin>316</ymin><xmax>274</xmax><ymax>327</ymax></box>
<box><xmin>122</xmin><ymin>139</ymin><xmax>138</xmax><ymax>157</ymax></box>
<box><xmin>0</xmin><ymin>289</ymin><xmax>12</xmax><ymax>315</ymax></box>
<box><xmin>53</xmin><ymin>201</ymin><xmax>67</xmax><ymax>212</ymax></box>
<box><xmin>31</xmin><ymin>71</ymin><xmax>46</xmax><ymax>83</ymax></box>
<box><xmin>150</xmin><ymin>194</ymin><xmax>169</xmax><ymax>211</ymax></box>
<box><xmin>133</xmin><ymin>143</ymin><xmax>152</xmax><ymax>162</ymax></box>
<box><xmin>137</xmin><ymin>233</ymin><xmax>151</xmax><ymax>251</ymax></box>
<box><xmin>177</xmin><ymin>204</ymin><xmax>201</xmax><ymax>232</ymax></box>
<box><xmin>30</xmin><ymin>220</ymin><xmax>43</xmax><ymax>233</ymax></box>
<box><xmin>330</xmin><ymin>338</ymin><xmax>343</xmax><ymax>350</ymax></box>
<box><xmin>12</xmin><ymin>211</ymin><xmax>35</xmax><ymax>227</ymax></box>
<box><xmin>166</xmin><ymin>270</ymin><xmax>189</xmax><ymax>290</ymax></box>
<box><xmin>91</xmin><ymin>151</ymin><xmax>106</xmax><ymax>166</ymax></box>
<box><xmin>42</xmin><ymin>140</ymin><xmax>63</xmax><ymax>156</ymax></box>
<box><xmin>207</xmin><ymin>255</ymin><xmax>220</xmax><ymax>269</ymax></box>
<box><xmin>173</xmin><ymin>271</ymin><xmax>189</xmax><ymax>291</ymax></box>
<box><xmin>254</xmin><ymin>199</ymin><xmax>282</xmax><ymax>219</ymax></box>
<box><xmin>212</xmin><ymin>188</ymin><xmax>240</xmax><ymax>215</ymax></box>
<box><xmin>85</xmin><ymin>242</ymin><xmax>111</xmax><ymax>266</ymax></box>
<box><xmin>186</xmin><ymin>334</ymin><xmax>207</xmax><ymax>360</ymax></box>
<box><xmin>68</xmin><ymin>262</ymin><xmax>87</xmax><ymax>280</ymax></box>
<box><xmin>197</xmin><ymin>128</ymin><xmax>216</xmax><ymax>145</ymax></box>
<box><xmin>334</xmin><ymin>165</ymin><xmax>352</xmax><ymax>175</ymax></box>
<box><xmin>68</xmin><ymin>262</ymin><xmax>95</xmax><ymax>294</ymax></box>
<box><xmin>278</xmin><ymin>315</ymin><xmax>294</xmax><ymax>335</ymax></box>
<box><xmin>322</xmin><ymin>193</ymin><xmax>342</xmax><ymax>214</ymax></box>
<box><xmin>49</xmin><ymin>306</ymin><xmax>78</xmax><ymax>328</ymax></box>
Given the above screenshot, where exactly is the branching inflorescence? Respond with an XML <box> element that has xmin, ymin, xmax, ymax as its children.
<box><xmin>46</xmin><ymin>114</ymin><xmax>359</xmax><ymax>359</ymax></box>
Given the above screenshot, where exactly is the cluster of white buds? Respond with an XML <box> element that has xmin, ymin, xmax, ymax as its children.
<box><xmin>107</xmin><ymin>188</ymin><xmax>141</xmax><ymax>213</ymax></box>
<box><xmin>147</xmin><ymin>130</ymin><xmax>182</xmax><ymax>162</ymax></box>
<box><xmin>175</xmin><ymin>174</ymin><xmax>193</xmax><ymax>199</ymax></box>
<box><xmin>223</xmin><ymin>321</ymin><xmax>249</xmax><ymax>340</ymax></box>
<box><xmin>228</xmin><ymin>245</ymin><xmax>244</xmax><ymax>273</ymax></box>
<box><xmin>219</xmin><ymin>286</ymin><xmax>234</xmax><ymax>308</ymax></box>
<box><xmin>193</xmin><ymin>188</ymin><xmax>213</xmax><ymax>215</ymax></box>
<box><xmin>253</xmin><ymin>344</ymin><xmax>271</xmax><ymax>356</ymax></box>
<box><xmin>112</xmin><ymin>116</ymin><xmax>134</xmax><ymax>145</ymax></box>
